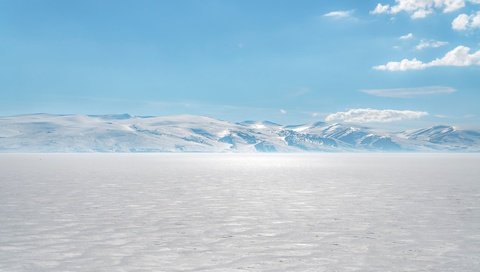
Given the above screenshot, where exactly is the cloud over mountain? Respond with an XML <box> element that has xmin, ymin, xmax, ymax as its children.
<box><xmin>325</xmin><ymin>108</ymin><xmax>428</xmax><ymax>123</ymax></box>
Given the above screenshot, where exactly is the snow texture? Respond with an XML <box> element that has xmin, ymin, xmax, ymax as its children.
<box><xmin>1</xmin><ymin>154</ymin><xmax>480</xmax><ymax>271</ymax></box>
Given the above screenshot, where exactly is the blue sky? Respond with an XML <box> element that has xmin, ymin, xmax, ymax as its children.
<box><xmin>1</xmin><ymin>0</ymin><xmax>479</xmax><ymax>128</ymax></box>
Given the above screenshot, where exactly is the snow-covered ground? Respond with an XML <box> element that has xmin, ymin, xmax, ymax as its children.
<box><xmin>1</xmin><ymin>154</ymin><xmax>479</xmax><ymax>271</ymax></box>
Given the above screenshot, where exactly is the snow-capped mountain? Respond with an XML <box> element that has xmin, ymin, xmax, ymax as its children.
<box><xmin>398</xmin><ymin>125</ymin><xmax>480</xmax><ymax>151</ymax></box>
<box><xmin>0</xmin><ymin>114</ymin><xmax>479</xmax><ymax>152</ymax></box>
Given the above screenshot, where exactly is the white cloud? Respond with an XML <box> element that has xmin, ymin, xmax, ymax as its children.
<box><xmin>453</xmin><ymin>14</ymin><xmax>471</xmax><ymax>30</ymax></box>
<box><xmin>399</xmin><ymin>33</ymin><xmax>414</xmax><ymax>40</ymax></box>
<box><xmin>374</xmin><ymin>58</ymin><xmax>426</xmax><ymax>71</ymax></box>
<box><xmin>371</xmin><ymin>0</ymin><xmax>479</xmax><ymax>19</ymax></box>
<box><xmin>371</xmin><ymin>3</ymin><xmax>391</xmax><ymax>14</ymax></box>
<box><xmin>416</xmin><ymin>39</ymin><xmax>448</xmax><ymax>50</ymax></box>
<box><xmin>373</xmin><ymin>45</ymin><xmax>480</xmax><ymax>71</ymax></box>
<box><xmin>429</xmin><ymin>45</ymin><xmax>480</xmax><ymax>65</ymax></box>
<box><xmin>323</xmin><ymin>10</ymin><xmax>354</xmax><ymax>18</ymax></box>
<box><xmin>452</xmin><ymin>11</ymin><xmax>480</xmax><ymax>31</ymax></box>
<box><xmin>325</xmin><ymin>108</ymin><xmax>428</xmax><ymax>123</ymax></box>
<box><xmin>280</xmin><ymin>109</ymin><xmax>287</xmax><ymax>114</ymax></box>
<box><xmin>361</xmin><ymin>86</ymin><xmax>457</xmax><ymax>98</ymax></box>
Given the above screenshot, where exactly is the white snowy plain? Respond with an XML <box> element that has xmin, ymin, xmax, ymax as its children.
<box><xmin>1</xmin><ymin>154</ymin><xmax>480</xmax><ymax>272</ymax></box>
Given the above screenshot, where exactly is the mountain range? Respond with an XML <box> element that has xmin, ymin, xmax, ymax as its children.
<box><xmin>0</xmin><ymin>114</ymin><xmax>479</xmax><ymax>152</ymax></box>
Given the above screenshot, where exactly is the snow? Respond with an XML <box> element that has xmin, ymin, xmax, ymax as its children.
<box><xmin>292</xmin><ymin>126</ymin><xmax>309</xmax><ymax>132</ymax></box>
<box><xmin>1</xmin><ymin>153</ymin><xmax>479</xmax><ymax>271</ymax></box>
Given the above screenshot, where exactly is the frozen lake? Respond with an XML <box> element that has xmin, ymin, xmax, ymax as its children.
<box><xmin>1</xmin><ymin>154</ymin><xmax>480</xmax><ymax>271</ymax></box>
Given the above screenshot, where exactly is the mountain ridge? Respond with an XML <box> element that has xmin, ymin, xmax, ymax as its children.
<box><xmin>0</xmin><ymin>114</ymin><xmax>479</xmax><ymax>152</ymax></box>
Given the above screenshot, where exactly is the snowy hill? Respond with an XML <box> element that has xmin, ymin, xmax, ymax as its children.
<box><xmin>0</xmin><ymin>114</ymin><xmax>479</xmax><ymax>152</ymax></box>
